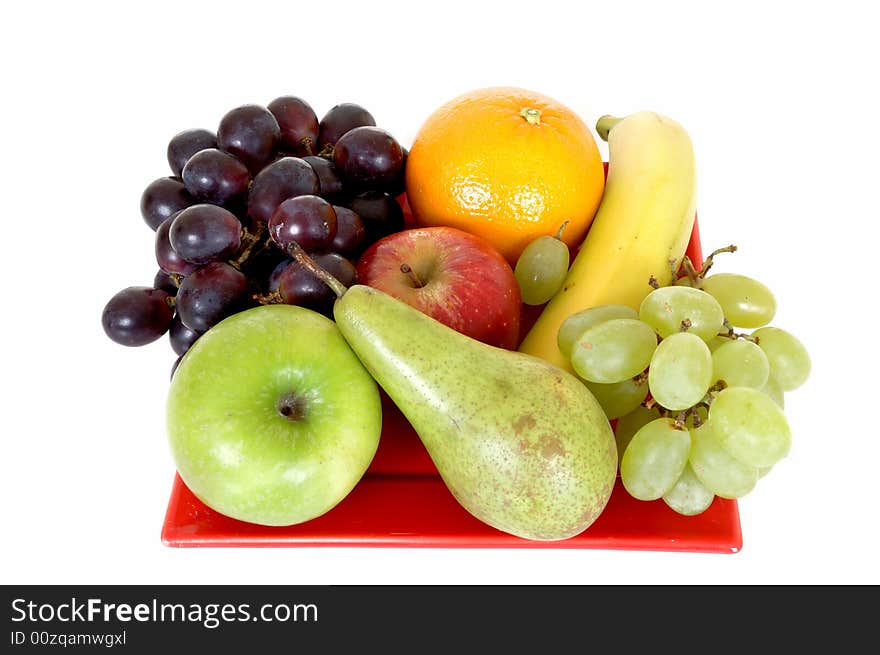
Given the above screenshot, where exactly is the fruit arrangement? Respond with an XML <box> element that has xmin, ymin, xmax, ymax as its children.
<box><xmin>101</xmin><ymin>87</ymin><xmax>810</xmax><ymax>543</ymax></box>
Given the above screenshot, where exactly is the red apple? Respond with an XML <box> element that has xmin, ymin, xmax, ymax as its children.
<box><xmin>356</xmin><ymin>226</ymin><xmax>522</xmax><ymax>350</ymax></box>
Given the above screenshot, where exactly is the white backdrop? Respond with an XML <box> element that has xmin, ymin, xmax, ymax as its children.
<box><xmin>2</xmin><ymin>0</ymin><xmax>876</xmax><ymax>585</ymax></box>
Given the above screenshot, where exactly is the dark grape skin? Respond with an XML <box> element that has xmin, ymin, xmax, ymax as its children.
<box><xmin>276</xmin><ymin>253</ymin><xmax>357</xmax><ymax>312</ymax></box>
<box><xmin>268</xmin><ymin>96</ymin><xmax>319</xmax><ymax>156</ymax></box>
<box><xmin>345</xmin><ymin>191</ymin><xmax>405</xmax><ymax>243</ymax></box>
<box><xmin>315</xmin><ymin>252</ymin><xmax>358</xmax><ymax>288</ymax></box>
<box><xmin>388</xmin><ymin>147</ymin><xmax>408</xmax><ymax>197</ymax></box>
<box><xmin>267</xmin><ymin>257</ymin><xmax>293</xmax><ymax>292</ymax></box>
<box><xmin>318</xmin><ymin>103</ymin><xmax>376</xmax><ymax>149</ymax></box>
<box><xmin>330</xmin><ymin>205</ymin><xmax>366</xmax><ymax>256</ymax></box>
<box><xmin>181</xmin><ymin>148</ymin><xmax>250</xmax><ymax>206</ymax></box>
<box><xmin>169</xmin><ymin>313</ymin><xmax>202</xmax><ymax>356</ymax></box>
<box><xmin>140</xmin><ymin>177</ymin><xmax>195</xmax><ymax>231</ymax></box>
<box><xmin>246</xmin><ymin>157</ymin><xmax>319</xmax><ymax>224</ymax></box>
<box><xmin>155</xmin><ymin>216</ymin><xmax>200</xmax><ymax>276</ymax></box>
<box><xmin>167</xmin><ymin>128</ymin><xmax>217</xmax><ymax>177</ymax></box>
<box><xmin>153</xmin><ymin>269</ymin><xmax>179</xmax><ymax>295</ymax></box>
<box><xmin>175</xmin><ymin>262</ymin><xmax>249</xmax><ymax>333</ymax></box>
<box><xmin>333</xmin><ymin>126</ymin><xmax>404</xmax><ymax>192</ymax></box>
<box><xmin>217</xmin><ymin>104</ymin><xmax>280</xmax><ymax>173</ymax></box>
<box><xmin>303</xmin><ymin>155</ymin><xmax>344</xmax><ymax>199</ymax></box>
<box><xmin>277</xmin><ymin>260</ymin><xmax>333</xmax><ymax>308</ymax></box>
<box><xmin>102</xmin><ymin>287</ymin><xmax>174</xmax><ymax>347</ymax></box>
<box><xmin>268</xmin><ymin>195</ymin><xmax>337</xmax><ymax>253</ymax></box>
<box><xmin>169</xmin><ymin>204</ymin><xmax>242</xmax><ymax>265</ymax></box>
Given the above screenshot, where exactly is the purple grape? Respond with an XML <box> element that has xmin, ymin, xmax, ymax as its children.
<box><xmin>268</xmin><ymin>258</ymin><xmax>294</xmax><ymax>292</ymax></box>
<box><xmin>330</xmin><ymin>206</ymin><xmax>366</xmax><ymax>256</ymax></box>
<box><xmin>153</xmin><ymin>269</ymin><xmax>179</xmax><ymax>295</ymax></box>
<box><xmin>346</xmin><ymin>191</ymin><xmax>405</xmax><ymax>242</ymax></box>
<box><xmin>389</xmin><ymin>146</ymin><xmax>408</xmax><ymax>196</ymax></box>
<box><xmin>303</xmin><ymin>155</ymin><xmax>344</xmax><ymax>199</ymax></box>
<box><xmin>314</xmin><ymin>252</ymin><xmax>358</xmax><ymax>288</ymax></box>
<box><xmin>277</xmin><ymin>259</ymin><xmax>334</xmax><ymax>308</ymax></box>
<box><xmin>102</xmin><ymin>287</ymin><xmax>174</xmax><ymax>347</ymax></box>
<box><xmin>169</xmin><ymin>204</ymin><xmax>242</xmax><ymax>265</ymax></box>
<box><xmin>318</xmin><ymin>103</ymin><xmax>375</xmax><ymax>149</ymax></box>
<box><xmin>155</xmin><ymin>216</ymin><xmax>200</xmax><ymax>276</ymax></box>
<box><xmin>167</xmin><ymin>128</ymin><xmax>217</xmax><ymax>177</ymax></box>
<box><xmin>217</xmin><ymin>104</ymin><xmax>280</xmax><ymax>173</ymax></box>
<box><xmin>278</xmin><ymin>253</ymin><xmax>357</xmax><ymax>314</ymax></box>
<box><xmin>268</xmin><ymin>96</ymin><xmax>319</xmax><ymax>156</ymax></box>
<box><xmin>333</xmin><ymin>126</ymin><xmax>404</xmax><ymax>192</ymax></box>
<box><xmin>268</xmin><ymin>195</ymin><xmax>337</xmax><ymax>253</ymax></box>
<box><xmin>182</xmin><ymin>148</ymin><xmax>250</xmax><ymax>206</ymax></box>
<box><xmin>175</xmin><ymin>262</ymin><xmax>249</xmax><ymax>333</ymax></box>
<box><xmin>246</xmin><ymin>157</ymin><xmax>319</xmax><ymax>224</ymax></box>
<box><xmin>169</xmin><ymin>314</ymin><xmax>202</xmax><ymax>356</ymax></box>
<box><xmin>140</xmin><ymin>177</ymin><xmax>195</xmax><ymax>231</ymax></box>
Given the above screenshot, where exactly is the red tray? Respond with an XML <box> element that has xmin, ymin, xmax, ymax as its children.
<box><xmin>161</xmin><ymin>190</ymin><xmax>742</xmax><ymax>553</ymax></box>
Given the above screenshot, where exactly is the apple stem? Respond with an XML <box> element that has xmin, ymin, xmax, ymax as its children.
<box><xmin>288</xmin><ymin>242</ymin><xmax>349</xmax><ymax>298</ymax></box>
<box><xmin>399</xmin><ymin>263</ymin><xmax>424</xmax><ymax>288</ymax></box>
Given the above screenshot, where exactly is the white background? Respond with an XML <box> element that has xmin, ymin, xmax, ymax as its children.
<box><xmin>2</xmin><ymin>0</ymin><xmax>877</xmax><ymax>585</ymax></box>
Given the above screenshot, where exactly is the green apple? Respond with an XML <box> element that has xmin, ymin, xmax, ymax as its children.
<box><xmin>166</xmin><ymin>303</ymin><xmax>382</xmax><ymax>526</ymax></box>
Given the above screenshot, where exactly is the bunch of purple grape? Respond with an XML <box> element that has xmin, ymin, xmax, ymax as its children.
<box><xmin>101</xmin><ymin>96</ymin><xmax>408</xmax><ymax>368</ymax></box>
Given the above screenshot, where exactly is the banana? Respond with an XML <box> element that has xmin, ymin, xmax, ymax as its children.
<box><xmin>518</xmin><ymin>110</ymin><xmax>697</xmax><ymax>373</ymax></box>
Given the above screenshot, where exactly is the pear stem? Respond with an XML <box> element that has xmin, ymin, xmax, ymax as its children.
<box><xmin>400</xmin><ymin>263</ymin><xmax>424</xmax><ymax>288</ymax></box>
<box><xmin>287</xmin><ymin>242</ymin><xmax>348</xmax><ymax>298</ymax></box>
<box><xmin>595</xmin><ymin>115</ymin><xmax>622</xmax><ymax>141</ymax></box>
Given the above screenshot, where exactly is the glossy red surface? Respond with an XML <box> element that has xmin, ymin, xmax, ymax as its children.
<box><xmin>161</xmin><ymin>189</ymin><xmax>743</xmax><ymax>553</ymax></box>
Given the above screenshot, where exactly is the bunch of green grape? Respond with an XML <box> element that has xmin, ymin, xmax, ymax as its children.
<box><xmin>557</xmin><ymin>250</ymin><xmax>811</xmax><ymax>516</ymax></box>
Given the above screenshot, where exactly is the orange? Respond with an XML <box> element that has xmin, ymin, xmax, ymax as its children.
<box><xmin>404</xmin><ymin>86</ymin><xmax>605</xmax><ymax>264</ymax></box>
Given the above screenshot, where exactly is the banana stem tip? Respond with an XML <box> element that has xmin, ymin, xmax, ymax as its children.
<box><xmin>595</xmin><ymin>115</ymin><xmax>622</xmax><ymax>141</ymax></box>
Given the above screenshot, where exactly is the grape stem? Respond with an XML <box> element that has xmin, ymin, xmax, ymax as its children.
<box><xmin>554</xmin><ymin>220</ymin><xmax>570</xmax><ymax>240</ymax></box>
<box><xmin>253</xmin><ymin>289</ymin><xmax>282</xmax><ymax>305</ymax></box>
<box><xmin>229</xmin><ymin>222</ymin><xmax>267</xmax><ymax>271</ymax></box>
<box><xmin>288</xmin><ymin>242</ymin><xmax>349</xmax><ymax>298</ymax></box>
<box><xmin>718</xmin><ymin>319</ymin><xmax>760</xmax><ymax>343</ymax></box>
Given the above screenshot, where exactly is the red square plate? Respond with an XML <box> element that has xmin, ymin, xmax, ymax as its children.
<box><xmin>161</xmin><ymin>192</ymin><xmax>742</xmax><ymax>553</ymax></box>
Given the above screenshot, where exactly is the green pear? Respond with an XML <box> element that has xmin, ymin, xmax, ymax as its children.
<box><xmin>333</xmin><ymin>284</ymin><xmax>618</xmax><ymax>541</ymax></box>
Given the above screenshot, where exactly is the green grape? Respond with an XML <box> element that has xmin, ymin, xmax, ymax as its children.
<box><xmin>620</xmin><ymin>418</ymin><xmax>691</xmax><ymax>500</ymax></box>
<box><xmin>689</xmin><ymin>420</ymin><xmax>759</xmax><ymax>499</ymax></box>
<box><xmin>711</xmin><ymin>339</ymin><xmax>770</xmax><ymax>389</ymax></box>
<box><xmin>639</xmin><ymin>285</ymin><xmax>725</xmax><ymax>342</ymax></box>
<box><xmin>760</xmin><ymin>373</ymin><xmax>785</xmax><ymax>409</ymax></box>
<box><xmin>570</xmin><ymin>318</ymin><xmax>658</xmax><ymax>384</ymax></box>
<box><xmin>662</xmin><ymin>463</ymin><xmax>715</xmax><ymax>516</ymax></box>
<box><xmin>709</xmin><ymin>386</ymin><xmax>791</xmax><ymax>468</ymax></box>
<box><xmin>701</xmin><ymin>273</ymin><xmax>776</xmax><ymax>328</ymax></box>
<box><xmin>514</xmin><ymin>234</ymin><xmax>570</xmax><ymax>305</ymax></box>
<box><xmin>751</xmin><ymin>326</ymin><xmax>811</xmax><ymax>391</ymax></box>
<box><xmin>706</xmin><ymin>335</ymin><xmax>734</xmax><ymax>352</ymax></box>
<box><xmin>584</xmin><ymin>377</ymin><xmax>649</xmax><ymax>420</ymax></box>
<box><xmin>557</xmin><ymin>305</ymin><xmax>638</xmax><ymax>360</ymax></box>
<box><xmin>647</xmin><ymin>332</ymin><xmax>713</xmax><ymax>411</ymax></box>
<box><xmin>613</xmin><ymin>405</ymin><xmax>661</xmax><ymax>463</ymax></box>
